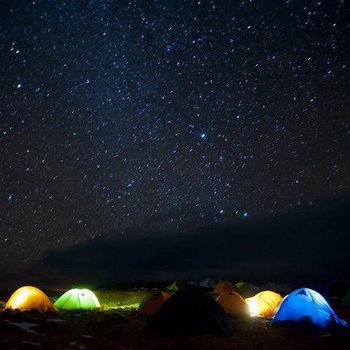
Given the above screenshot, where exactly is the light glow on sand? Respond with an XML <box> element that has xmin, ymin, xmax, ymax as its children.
<box><xmin>108</xmin><ymin>303</ymin><xmax>140</xmax><ymax>310</ymax></box>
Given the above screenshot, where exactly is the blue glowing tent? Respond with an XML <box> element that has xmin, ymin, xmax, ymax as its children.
<box><xmin>273</xmin><ymin>288</ymin><xmax>347</xmax><ymax>328</ymax></box>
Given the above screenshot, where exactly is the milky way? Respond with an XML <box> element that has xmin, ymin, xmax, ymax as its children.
<box><xmin>0</xmin><ymin>1</ymin><xmax>349</xmax><ymax>270</ymax></box>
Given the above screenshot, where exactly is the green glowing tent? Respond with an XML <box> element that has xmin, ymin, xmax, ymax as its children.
<box><xmin>166</xmin><ymin>281</ymin><xmax>180</xmax><ymax>292</ymax></box>
<box><xmin>54</xmin><ymin>288</ymin><xmax>101</xmax><ymax>310</ymax></box>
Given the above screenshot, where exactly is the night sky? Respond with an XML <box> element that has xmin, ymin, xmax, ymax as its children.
<box><xmin>0</xmin><ymin>1</ymin><xmax>349</xmax><ymax>284</ymax></box>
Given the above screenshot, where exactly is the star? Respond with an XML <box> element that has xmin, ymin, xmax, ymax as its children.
<box><xmin>0</xmin><ymin>0</ymin><xmax>347</xmax><ymax>276</ymax></box>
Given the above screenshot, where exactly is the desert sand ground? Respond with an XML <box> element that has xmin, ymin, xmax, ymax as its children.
<box><xmin>0</xmin><ymin>290</ymin><xmax>349</xmax><ymax>350</ymax></box>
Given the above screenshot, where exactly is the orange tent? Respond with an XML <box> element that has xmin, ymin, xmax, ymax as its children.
<box><xmin>138</xmin><ymin>291</ymin><xmax>170</xmax><ymax>316</ymax></box>
<box><xmin>5</xmin><ymin>286</ymin><xmax>56</xmax><ymax>312</ymax></box>
<box><xmin>246</xmin><ymin>290</ymin><xmax>282</xmax><ymax>317</ymax></box>
<box><xmin>213</xmin><ymin>281</ymin><xmax>238</xmax><ymax>295</ymax></box>
<box><xmin>216</xmin><ymin>292</ymin><xmax>250</xmax><ymax>316</ymax></box>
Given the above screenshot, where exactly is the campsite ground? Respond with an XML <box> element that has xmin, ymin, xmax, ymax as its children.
<box><xmin>0</xmin><ymin>290</ymin><xmax>349</xmax><ymax>350</ymax></box>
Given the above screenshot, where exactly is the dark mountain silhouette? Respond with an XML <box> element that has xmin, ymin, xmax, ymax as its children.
<box><xmin>2</xmin><ymin>195</ymin><xmax>349</xmax><ymax>289</ymax></box>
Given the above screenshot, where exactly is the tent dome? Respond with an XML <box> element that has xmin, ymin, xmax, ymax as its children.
<box><xmin>213</xmin><ymin>281</ymin><xmax>238</xmax><ymax>295</ymax></box>
<box><xmin>246</xmin><ymin>291</ymin><xmax>282</xmax><ymax>317</ymax></box>
<box><xmin>166</xmin><ymin>281</ymin><xmax>180</xmax><ymax>292</ymax></box>
<box><xmin>5</xmin><ymin>286</ymin><xmax>56</xmax><ymax>312</ymax></box>
<box><xmin>54</xmin><ymin>288</ymin><xmax>100</xmax><ymax>310</ymax></box>
<box><xmin>152</xmin><ymin>291</ymin><xmax>232</xmax><ymax>335</ymax></box>
<box><xmin>138</xmin><ymin>291</ymin><xmax>170</xmax><ymax>316</ymax></box>
<box><xmin>273</xmin><ymin>288</ymin><xmax>347</xmax><ymax>328</ymax></box>
<box><xmin>216</xmin><ymin>291</ymin><xmax>250</xmax><ymax>316</ymax></box>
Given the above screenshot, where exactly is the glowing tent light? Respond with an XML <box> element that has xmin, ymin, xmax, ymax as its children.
<box><xmin>246</xmin><ymin>291</ymin><xmax>282</xmax><ymax>317</ymax></box>
<box><xmin>246</xmin><ymin>297</ymin><xmax>259</xmax><ymax>317</ymax></box>
<box><xmin>54</xmin><ymin>288</ymin><xmax>100</xmax><ymax>310</ymax></box>
<box><xmin>5</xmin><ymin>286</ymin><xmax>56</xmax><ymax>312</ymax></box>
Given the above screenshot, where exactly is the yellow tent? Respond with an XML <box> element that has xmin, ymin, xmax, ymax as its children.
<box><xmin>245</xmin><ymin>290</ymin><xmax>282</xmax><ymax>317</ymax></box>
<box><xmin>216</xmin><ymin>292</ymin><xmax>250</xmax><ymax>316</ymax></box>
<box><xmin>5</xmin><ymin>286</ymin><xmax>56</xmax><ymax>312</ymax></box>
<box><xmin>138</xmin><ymin>291</ymin><xmax>170</xmax><ymax>316</ymax></box>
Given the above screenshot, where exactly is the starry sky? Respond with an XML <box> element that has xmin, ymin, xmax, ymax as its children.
<box><xmin>0</xmin><ymin>1</ymin><xmax>349</xmax><ymax>278</ymax></box>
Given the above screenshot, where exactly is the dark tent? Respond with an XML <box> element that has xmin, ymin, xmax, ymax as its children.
<box><xmin>342</xmin><ymin>290</ymin><xmax>350</xmax><ymax>307</ymax></box>
<box><xmin>151</xmin><ymin>291</ymin><xmax>232</xmax><ymax>335</ymax></box>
